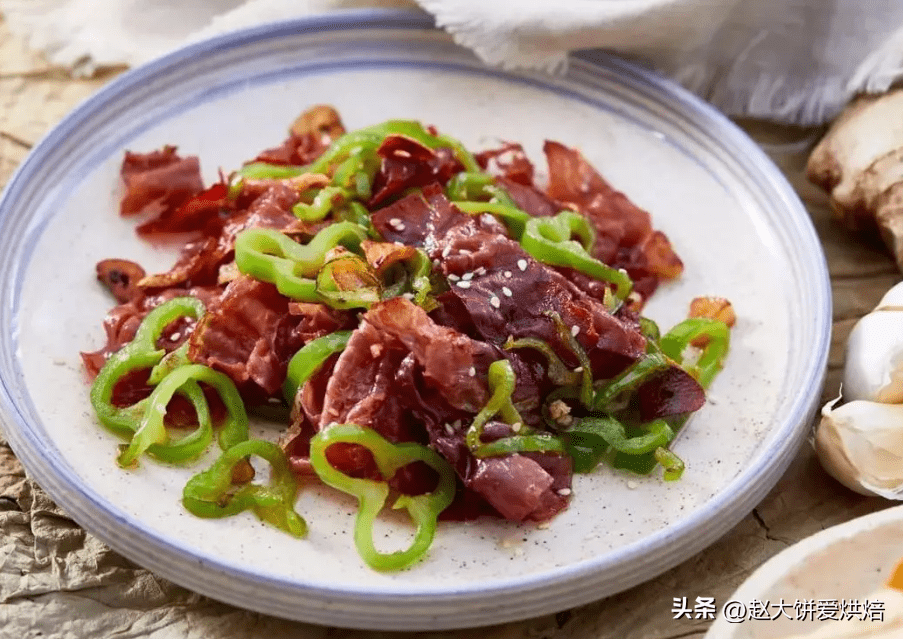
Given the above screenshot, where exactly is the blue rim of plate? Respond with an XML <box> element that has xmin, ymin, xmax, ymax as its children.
<box><xmin>0</xmin><ymin>8</ymin><xmax>831</xmax><ymax>630</ymax></box>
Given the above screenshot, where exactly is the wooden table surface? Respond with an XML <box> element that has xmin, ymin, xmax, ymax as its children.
<box><xmin>0</xmin><ymin>13</ymin><xmax>899</xmax><ymax>639</ymax></box>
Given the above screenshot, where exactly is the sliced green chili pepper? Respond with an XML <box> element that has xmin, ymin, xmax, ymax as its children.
<box><xmin>233</xmin><ymin>223</ymin><xmax>367</xmax><ymax>301</ymax></box>
<box><xmin>445</xmin><ymin>171</ymin><xmax>495</xmax><ymax>201</ymax></box>
<box><xmin>639</xmin><ymin>317</ymin><xmax>661</xmax><ymax>342</ymax></box>
<box><xmin>546</xmin><ymin>311</ymin><xmax>594</xmax><ymax>409</ymax></box>
<box><xmin>570</xmin><ymin>416</ymin><xmax>674</xmax><ymax>455</ymax></box>
<box><xmin>117</xmin><ymin>363</ymin><xmax>249</xmax><ymax>468</ymax></box>
<box><xmin>453</xmin><ymin>201</ymin><xmax>531</xmax><ymax>239</ymax></box>
<box><xmin>382</xmin><ymin>248</ymin><xmax>433</xmax><ymax>307</ymax></box>
<box><xmin>90</xmin><ymin>297</ymin><xmax>206</xmax><ymax>435</ymax></box>
<box><xmin>283</xmin><ymin>331</ymin><xmax>352</xmax><ymax>403</ymax></box>
<box><xmin>504</xmin><ymin>335</ymin><xmax>581</xmax><ymax>386</ymax></box>
<box><xmin>182</xmin><ymin>439</ymin><xmax>306</xmax><ymax>537</ymax></box>
<box><xmin>146</xmin><ymin>342</ymin><xmax>191</xmax><ymax>385</ymax></box>
<box><xmin>446</xmin><ymin>172</ymin><xmax>531</xmax><ymax>237</ymax></box>
<box><xmin>654</xmin><ymin>446</ymin><xmax>685</xmax><ymax>481</ymax></box>
<box><xmin>445</xmin><ymin>172</ymin><xmax>515</xmax><ymax>205</ymax></box>
<box><xmin>567</xmin><ymin>417</ymin><xmax>676</xmax><ymax>474</ymax></box>
<box><xmin>331</xmin><ymin>151</ymin><xmax>381</xmax><ymax>199</ymax></box>
<box><xmin>610</xmin><ymin>318</ymin><xmax>730</xmax><ymax>478</ymax></box>
<box><xmin>292</xmin><ymin>185</ymin><xmax>346</xmax><ymax>222</ymax></box>
<box><xmin>316</xmin><ymin>253</ymin><xmax>382</xmax><ymax>309</ymax></box>
<box><xmin>120</xmin><ymin>378</ymin><xmax>211</xmax><ymax>467</ymax></box>
<box><xmin>522</xmin><ymin>212</ymin><xmax>633</xmax><ymax>304</ymax></box>
<box><xmin>465</xmin><ymin>359</ymin><xmax>565</xmax><ymax>458</ymax></box>
<box><xmin>592</xmin><ymin>351</ymin><xmax>671</xmax><ymax>411</ymax></box>
<box><xmin>303</xmin><ymin>120</ymin><xmax>480</xmax><ymax>176</ymax></box>
<box><xmin>334</xmin><ymin>200</ymin><xmax>376</xmax><ymax>236</ymax></box>
<box><xmin>473</xmin><ymin>433</ymin><xmax>565</xmax><ymax>458</ymax></box>
<box><xmin>659</xmin><ymin>317</ymin><xmax>731</xmax><ymax>388</ymax></box>
<box><xmin>309</xmin><ymin>423</ymin><xmax>456</xmax><ymax>571</ymax></box>
<box><xmin>465</xmin><ymin>359</ymin><xmax>523</xmax><ymax>450</ymax></box>
<box><xmin>564</xmin><ymin>415</ymin><xmax>675</xmax><ymax>473</ymax></box>
<box><xmin>235</xmin><ymin>162</ymin><xmax>306</xmax><ymax>179</ymax></box>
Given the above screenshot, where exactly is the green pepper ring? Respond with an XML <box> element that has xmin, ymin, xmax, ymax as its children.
<box><xmin>309</xmin><ymin>424</ymin><xmax>456</xmax><ymax>571</ymax></box>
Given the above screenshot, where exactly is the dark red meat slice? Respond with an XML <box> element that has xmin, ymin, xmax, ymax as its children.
<box><xmin>368</xmin><ymin>135</ymin><xmax>463</xmax><ymax>208</ymax></box>
<box><xmin>187</xmin><ymin>276</ymin><xmax>305</xmax><ymax>398</ymax></box>
<box><xmin>120</xmin><ymin>146</ymin><xmax>204</xmax><ymax>220</ymax></box>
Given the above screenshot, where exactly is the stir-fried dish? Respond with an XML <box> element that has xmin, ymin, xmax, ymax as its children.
<box><xmin>82</xmin><ymin>105</ymin><xmax>734</xmax><ymax>570</ymax></box>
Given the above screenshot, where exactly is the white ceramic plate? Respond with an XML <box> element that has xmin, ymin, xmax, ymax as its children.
<box><xmin>705</xmin><ymin>505</ymin><xmax>903</xmax><ymax>638</ymax></box>
<box><xmin>0</xmin><ymin>10</ymin><xmax>830</xmax><ymax>631</ymax></box>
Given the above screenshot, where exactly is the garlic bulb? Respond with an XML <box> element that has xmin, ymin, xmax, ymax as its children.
<box><xmin>842</xmin><ymin>310</ymin><xmax>903</xmax><ymax>403</ymax></box>
<box><xmin>815</xmin><ymin>398</ymin><xmax>903</xmax><ymax>498</ymax></box>
<box><xmin>814</xmin><ymin>281</ymin><xmax>903</xmax><ymax>497</ymax></box>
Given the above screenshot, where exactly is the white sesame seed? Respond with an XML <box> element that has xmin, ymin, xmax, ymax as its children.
<box><xmin>389</xmin><ymin>217</ymin><xmax>402</xmax><ymax>227</ymax></box>
<box><xmin>517</xmin><ymin>259</ymin><xmax>528</xmax><ymax>271</ymax></box>
<box><xmin>573</xmin><ymin>366</ymin><xmax>583</xmax><ymax>373</ymax></box>
<box><xmin>460</xmin><ymin>249</ymin><xmax>472</xmax><ymax>255</ymax></box>
<box><xmin>511</xmin><ymin>422</ymin><xmax>522</xmax><ymax>432</ymax></box>
<box><xmin>627</xmin><ymin>481</ymin><xmax>639</xmax><ymax>490</ymax></box>
<box><xmin>170</xmin><ymin>332</ymin><xmax>181</xmax><ymax>341</ymax></box>
<box><xmin>396</xmin><ymin>222</ymin><xmax>406</xmax><ymax>231</ymax></box>
<box><xmin>456</xmin><ymin>280</ymin><xmax>471</xmax><ymax>289</ymax></box>
<box><xmin>475</xmin><ymin>267</ymin><xmax>487</xmax><ymax>276</ymax></box>
<box><xmin>557</xmin><ymin>488</ymin><xmax>572</xmax><ymax>496</ymax></box>
<box><xmin>402</xmin><ymin>292</ymin><xmax>414</xmax><ymax>300</ymax></box>
<box><xmin>502</xmin><ymin>286</ymin><xmax>512</xmax><ymax>297</ymax></box>
<box><xmin>462</xmin><ymin>272</ymin><xmax>474</xmax><ymax>281</ymax></box>
<box><xmin>468</xmin><ymin>367</ymin><xmax>476</xmax><ymax>377</ymax></box>
<box><xmin>448</xmin><ymin>273</ymin><xmax>460</xmax><ymax>281</ymax></box>
<box><xmin>571</xmin><ymin>325</ymin><xmax>580</xmax><ymax>337</ymax></box>
<box><xmin>490</xmin><ymin>296</ymin><xmax>501</xmax><ymax>308</ymax></box>
<box><xmin>503</xmin><ymin>271</ymin><xmax>512</xmax><ymax>278</ymax></box>
<box><xmin>537</xmin><ymin>521</ymin><xmax>550</xmax><ymax>530</ymax></box>
<box><xmin>442</xmin><ymin>246</ymin><xmax>452</xmax><ymax>258</ymax></box>
<box><xmin>445</xmin><ymin>423</ymin><xmax>455</xmax><ymax>435</ymax></box>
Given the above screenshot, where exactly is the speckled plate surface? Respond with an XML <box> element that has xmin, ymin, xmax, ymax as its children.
<box><xmin>0</xmin><ymin>10</ymin><xmax>830</xmax><ymax>631</ymax></box>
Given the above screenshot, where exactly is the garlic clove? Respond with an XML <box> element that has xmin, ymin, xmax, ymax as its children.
<box><xmin>842</xmin><ymin>310</ymin><xmax>903</xmax><ymax>403</ymax></box>
<box><xmin>815</xmin><ymin>397</ymin><xmax>903</xmax><ymax>499</ymax></box>
<box><xmin>877</xmin><ymin>281</ymin><xmax>903</xmax><ymax>311</ymax></box>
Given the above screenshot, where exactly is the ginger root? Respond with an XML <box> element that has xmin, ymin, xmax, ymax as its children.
<box><xmin>807</xmin><ymin>89</ymin><xmax>903</xmax><ymax>271</ymax></box>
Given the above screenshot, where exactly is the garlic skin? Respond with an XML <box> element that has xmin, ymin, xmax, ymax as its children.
<box><xmin>842</xmin><ymin>310</ymin><xmax>903</xmax><ymax>403</ymax></box>
<box><xmin>815</xmin><ymin>397</ymin><xmax>903</xmax><ymax>499</ymax></box>
<box><xmin>877</xmin><ymin>281</ymin><xmax>903</xmax><ymax>310</ymax></box>
<box><xmin>815</xmin><ymin>280</ymin><xmax>903</xmax><ymax>499</ymax></box>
